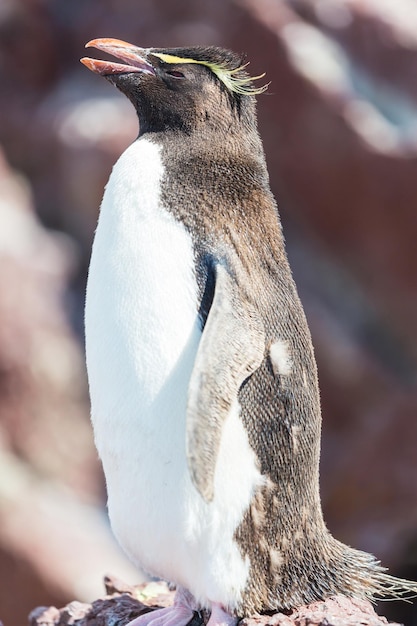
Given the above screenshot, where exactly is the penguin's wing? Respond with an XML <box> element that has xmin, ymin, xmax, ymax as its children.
<box><xmin>186</xmin><ymin>261</ymin><xmax>265</xmax><ymax>502</ymax></box>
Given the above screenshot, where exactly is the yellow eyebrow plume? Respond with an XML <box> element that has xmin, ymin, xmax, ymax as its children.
<box><xmin>151</xmin><ymin>52</ymin><xmax>268</xmax><ymax>96</ymax></box>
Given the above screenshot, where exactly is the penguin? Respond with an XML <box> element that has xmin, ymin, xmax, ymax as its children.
<box><xmin>81</xmin><ymin>40</ymin><xmax>417</xmax><ymax>626</ymax></box>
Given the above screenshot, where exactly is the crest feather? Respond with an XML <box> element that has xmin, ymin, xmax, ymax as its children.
<box><xmin>151</xmin><ymin>52</ymin><xmax>268</xmax><ymax>96</ymax></box>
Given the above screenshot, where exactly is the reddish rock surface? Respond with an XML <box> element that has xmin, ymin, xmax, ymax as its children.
<box><xmin>0</xmin><ymin>1</ymin><xmax>416</xmax><ymax>625</ymax></box>
<box><xmin>29</xmin><ymin>580</ymin><xmax>401</xmax><ymax>626</ymax></box>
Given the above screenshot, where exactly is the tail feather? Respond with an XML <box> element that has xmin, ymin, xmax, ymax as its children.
<box><xmin>369</xmin><ymin>572</ymin><xmax>417</xmax><ymax>602</ymax></box>
<box><xmin>332</xmin><ymin>541</ymin><xmax>417</xmax><ymax>603</ymax></box>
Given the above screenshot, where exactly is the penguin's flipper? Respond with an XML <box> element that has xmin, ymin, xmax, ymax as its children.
<box><xmin>186</xmin><ymin>262</ymin><xmax>265</xmax><ymax>502</ymax></box>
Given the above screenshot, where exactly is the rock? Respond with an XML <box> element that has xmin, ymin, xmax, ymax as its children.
<box><xmin>29</xmin><ymin>580</ymin><xmax>174</xmax><ymax>626</ymax></box>
<box><xmin>242</xmin><ymin>596</ymin><xmax>401</xmax><ymax>625</ymax></box>
<box><xmin>28</xmin><ymin>607</ymin><xmax>62</xmax><ymax>626</ymax></box>
<box><xmin>29</xmin><ymin>581</ymin><xmax>401</xmax><ymax>626</ymax></box>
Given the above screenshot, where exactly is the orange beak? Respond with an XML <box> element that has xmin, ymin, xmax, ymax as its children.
<box><xmin>81</xmin><ymin>38</ymin><xmax>156</xmax><ymax>76</ymax></box>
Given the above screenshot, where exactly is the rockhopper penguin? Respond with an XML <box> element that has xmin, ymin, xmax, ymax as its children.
<box><xmin>81</xmin><ymin>39</ymin><xmax>417</xmax><ymax>626</ymax></box>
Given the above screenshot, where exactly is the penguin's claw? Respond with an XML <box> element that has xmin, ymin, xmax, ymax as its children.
<box><xmin>126</xmin><ymin>606</ymin><xmax>194</xmax><ymax>626</ymax></box>
<box><xmin>206</xmin><ymin>604</ymin><xmax>238</xmax><ymax>626</ymax></box>
<box><xmin>127</xmin><ymin>588</ymin><xmax>196</xmax><ymax>626</ymax></box>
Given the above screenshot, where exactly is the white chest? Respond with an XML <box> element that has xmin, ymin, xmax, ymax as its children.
<box><xmin>85</xmin><ymin>137</ymin><xmax>202</xmax><ymax>505</ymax></box>
<box><xmin>84</xmin><ymin>138</ymin><xmax>263</xmax><ymax>610</ymax></box>
<box><xmin>85</xmin><ymin>138</ymin><xmax>201</xmax><ymax>432</ymax></box>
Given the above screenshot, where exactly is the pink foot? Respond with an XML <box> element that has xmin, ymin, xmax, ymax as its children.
<box><xmin>207</xmin><ymin>603</ymin><xmax>238</xmax><ymax>626</ymax></box>
<box><xmin>127</xmin><ymin>588</ymin><xmax>196</xmax><ymax>626</ymax></box>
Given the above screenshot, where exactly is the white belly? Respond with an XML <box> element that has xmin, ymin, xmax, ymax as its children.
<box><xmin>85</xmin><ymin>138</ymin><xmax>263</xmax><ymax>610</ymax></box>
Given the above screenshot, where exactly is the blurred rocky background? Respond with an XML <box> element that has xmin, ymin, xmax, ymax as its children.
<box><xmin>0</xmin><ymin>0</ymin><xmax>416</xmax><ymax>624</ymax></box>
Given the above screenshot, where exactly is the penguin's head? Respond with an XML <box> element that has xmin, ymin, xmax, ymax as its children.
<box><xmin>81</xmin><ymin>39</ymin><xmax>267</xmax><ymax>136</ymax></box>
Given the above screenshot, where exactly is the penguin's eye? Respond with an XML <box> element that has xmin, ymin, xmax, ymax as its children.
<box><xmin>166</xmin><ymin>69</ymin><xmax>185</xmax><ymax>79</ymax></box>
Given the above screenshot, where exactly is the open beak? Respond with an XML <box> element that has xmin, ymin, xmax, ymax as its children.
<box><xmin>80</xmin><ymin>38</ymin><xmax>156</xmax><ymax>76</ymax></box>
